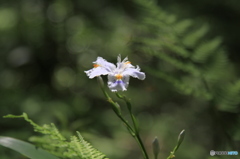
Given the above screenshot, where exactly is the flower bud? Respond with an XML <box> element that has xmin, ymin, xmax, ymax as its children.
<box><xmin>152</xmin><ymin>137</ymin><xmax>160</xmax><ymax>159</ymax></box>
<box><xmin>175</xmin><ymin>129</ymin><xmax>185</xmax><ymax>151</ymax></box>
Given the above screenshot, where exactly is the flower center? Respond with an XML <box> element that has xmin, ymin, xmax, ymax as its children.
<box><xmin>115</xmin><ymin>74</ymin><xmax>123</xmax><ymax>80</ymax></box>
<box><xmin>93</xmin><ymin>64</ymin><xmax>100</xmax><ymax>68</ymax></box>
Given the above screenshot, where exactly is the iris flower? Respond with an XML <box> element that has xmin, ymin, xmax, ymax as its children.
<box><xmin>85</xmin><ymin>55</ymin><xmax>145</xmax><ymax>92</ymax></box>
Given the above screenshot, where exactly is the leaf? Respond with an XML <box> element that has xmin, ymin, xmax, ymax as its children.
<box><xmin>183</xmin><ymin>25</ymin><xmax>209</xmax><ymax>47</ymax></box>
<box><xmin>192</xmin><ymin>37</ymin><xmax>222</xmax><ymax>62</ymax></box>
<box><xmin>0</xmin><ymin>136</ymin><xmax>59</xmax><ymax>159</ymax></box>
<box><xmin>174</xmin><ymin>19</ymin><xmax>192</xmax><ymax>35</ymax></box>
<box><xmin>5</xmin><ymin>113</ymin><xmax>109</xmax><ymax>159</ymax></box>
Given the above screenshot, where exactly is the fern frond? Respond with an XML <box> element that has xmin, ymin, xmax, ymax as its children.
<box><xmin>213</xmin><ymin>81</ymin><xmax>240</xmax><ymax>112</ymax></box>
<box><xmin>183</xmin><ymin>25</ymin><xmax>209</xmax><ymax>47</ymax></box>
<box><xmin>173</xmin><ymin>19</ymin><xmax>193</xmax><ymax>35</ymax></box>
<box><xmin>150</xmin><ymin>49</ymin><xmax>201</xmax><ymax>76</ymax></box>
<box><xmin>4</xmin><ymin>113</ymin><xmax>109</xmax><ymax>159</ymax></box>
<box><xmin>131</xmin><ymin>0</ymin><xmax>240</xmax><ymax>109</ymax></box>
<box><xmin>144</xmin><ymin>66</ymin><xmax>212</xmax><ymax>99</ymax></box>
<box><xmin>203</xmin><ymin>50</ymin><xmax>229</xmax><ymax>82</ymax></box>
<box><xmin>192</xmin><ymin>37</ymin><xmax>222</xmax><ymax>63</ymax></box>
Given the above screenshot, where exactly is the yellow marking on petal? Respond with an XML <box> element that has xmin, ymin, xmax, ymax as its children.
<box><xmin>93</xmin><ymin>64</ymin><xmax>100</xmax><ymax>68</ymax></box>
<box><xmin>125</xmin><ymin>61</ymin><xmax>131</xmax><ymax>65</ymax></box>
<box><xmin>115</xmin><ymin>74</ymin><xmax>123</xmax><ymax>80</ymax></box>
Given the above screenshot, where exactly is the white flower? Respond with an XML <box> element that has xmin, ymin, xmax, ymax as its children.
<box><xmin>85</xmin><ymin>55</ymin><xmax>146</xmax><ymax>92</ymax></box>
<box><xmin>107</xmin><ymin>55</ymin><xmax>145</xmax><ymax>92</ymax></box>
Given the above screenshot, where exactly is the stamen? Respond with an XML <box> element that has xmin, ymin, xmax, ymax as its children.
<box><xmin>93</xmin><ymin>64</ymin><xmax>100</xmax><ymax>68</ymax></box>
<box><xmin>125</xmin><ymin>61</ymin><xmax>131</xmax><ymax>65</ymax></box>
<box><xmin>115</xmin><ymin>74</ymin><xmax>123</xmax><ymax>80</ymax></box>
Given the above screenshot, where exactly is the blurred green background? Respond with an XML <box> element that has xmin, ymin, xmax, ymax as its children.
<box><xmin>0</xmin><ymin>0</ymin><xmax>240</xmax><ymax>159</ymax></box>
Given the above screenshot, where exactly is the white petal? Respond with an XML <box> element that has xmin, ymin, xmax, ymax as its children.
<box><xmin>117</xmin><ymin>54</ymin><xmax>122</xmax><ymax>63</ymax></box>
<box><xmin>122</xmin><ymin>75</ymin><xmax>130</xmax><ymax>88</ymax></box>
<box><xmin>107</xmin><ymin>74</ymin><xmax>130</xmax><ymax>92</ymax></box>
<box><xmin>116</xmin><ymin>55</ymin><xmax>134</xmax><ymax>71</ymax></box>
<box><xmin>85</xmin><ymin>57</ymin><xmax>116</xmax><ymax>78</ymax></box>
<box><xmin>95</xmin><ymin>57</ymin><xmax>116</xmax><ymax>72</ymax></box>
<box><xmin>122</xmin><ymin>56</ymin><xmax>128</xmax><ymax>63</ymax></box>
<box><xmin>84</xmin><ymin>67</ymin><xmax>109</xmax><ymax>79</ymax></box>
<box><xmin>108</xmin><ymin>81</ymin><xmax>126</xmax><ymax>92</ymax></box>
<box><xmin>116</xmin><ymin>55</ymin><xmax>122</xmax><ymax>69</ymax></box>
<box><xmin>123</xmin><ymin>66</ymin><xmax>145</xmax><ymax>80</ymax></box>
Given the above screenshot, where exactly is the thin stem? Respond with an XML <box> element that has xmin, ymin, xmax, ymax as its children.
<box><xmin>97</xmin><ymin>78</ymin><xmax>149</xmax><ymax>159</ymax></box>
<box><xmin>126</xmin><ymin>100</ymin><xmax>149</xmax><ymax>159</ymax></box>
<box><xmin>166</xmin><ymin>146</ymin><xmax>177</xmax><ymax>159</ymax></box>
<box><xmin>116</xmin><ymin>93</ymin><xmax>149</xmax><ymax>159</ymax></box>
<box><xmin>129</xmin><ymin>106</ymin><xmax>138</xmax><ymax>132</ymax></box>
<box><xmin>115</xmin><ymin>111</ymin><xmax>135</xmax><ymax>135</ymax></box>
<box><xmin>116</xmin><ymin>105</ymin><xmax>148</xmax><ymax>159</ymax></box>
<box><xmin>108</xmin><ymin>97</ymin><xmax>149</xmax><ymax>159</ymax></box>
<box><xmin>135</xmin><ymin>133</ymin><xmax>149</xmax><ymax>159</ymax></box>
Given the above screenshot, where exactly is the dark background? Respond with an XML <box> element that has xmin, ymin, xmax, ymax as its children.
<box><xmin>0</xmin><ymin>0</ymin><xmax>240</xmax><ymax>159</ymax></box>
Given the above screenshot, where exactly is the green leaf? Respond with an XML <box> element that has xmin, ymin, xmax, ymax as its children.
<box><xmin>192</xmin><ymin>37</ymin><xmax>222</xmax><ymax>63</ymax></box>
<box><xmin>4</xmin><ymin>113</ymin><xmax>109</xmax><ymax>159</ymax></box>
<box><xmin>174</xmin><ymin>19</ymin><xmax>192</xmax><ymax>35</ymax></box>
<box><xmin>0</xmin><ymin>136</ymin><xmax>59</xmax><ymax>159</ymax></box>
<box><xmin>183</xmin><ymin>25</ymin><xmax>209</xmax><ymax>47</ymax></box>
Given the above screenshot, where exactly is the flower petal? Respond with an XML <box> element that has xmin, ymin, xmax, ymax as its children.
<box><xmin>84</xmin><ymin>57</ymin><xmax>116</xmax><ymax>78</ymax></box>
<box><xmin>123</xmin><ymin>66</ymin><xmax>146</xmax><ymax>80</ymax></box>
<box><xmin>116</xmin><ymin>55</ymin><xmax>134</xmax><ymax>70</ymax></box>
<box><xmin>84</xmin><ymin>67</ymin><xmax>110</xmax><ymax>79</ymax></box>
<box><xmin>94</xmin><ymin>57</ymin><xmax>116</xmax><ymax>72</ymax></box>
<box><xmin>107</xmin><ymin>74</ymin><xmax>130</xmax><ymax>92</ymax></box>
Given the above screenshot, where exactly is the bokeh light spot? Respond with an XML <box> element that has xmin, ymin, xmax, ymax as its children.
<box><xmin>53</xmin><ymin>67</ymin><xmax>76</xmax><ymax>89</ymax></box>
<box><xmin>0</xmin><ymin>8</ymin><xmax>17</xmax><ymax>30</ymax></box>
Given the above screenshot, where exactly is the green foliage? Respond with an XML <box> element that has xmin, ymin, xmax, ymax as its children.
<box><xmin>4</xmin><ymin>113</ymin><xmax>108</xmax><ymax>159</ymax></box>
<box><xmin>1</xmin><ymin>0</ymin><xmax>240</xmax><ymax>158</ymax></box>
<box><xmin>0</xmin><ymin>136</ymin><xmax>59</xmax><ymax>159</ymax></box>
<box><xmin>131</xmin><ymin>0</ymin><xmax>240</xmax><ymax>112</ymax></box>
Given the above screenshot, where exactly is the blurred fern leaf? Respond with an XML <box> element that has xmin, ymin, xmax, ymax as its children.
<box><xmin>131</xmin><ymin>0</ymin><xmax>240</xmax><ymax>112</ymax></box>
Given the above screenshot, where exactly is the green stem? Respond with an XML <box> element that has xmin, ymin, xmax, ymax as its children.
<box><xmin>135</xmin><ymin>134</ymin><xmax>149</xmax><ymax>159</ymax></box>
<box><xmin>128</xmin><ymin>102</ymin><xmax>138</xmax><ymax>132</ymax></box>
<box><xmin>166</xmin><ymin>146</ymin><xmax>177</xmax><ymax>159</ymax></box>
<box><xmin>116</xmin><ymin>104</ymin><xmax>148</xmax><ymax>159</ymax></box>
<box><xmin>113</xmin><ymin>107</ymin><xmax>135</xmax><ymax>135</ymax></box>
<box><xmin>97</xmin><ymin>79</ymin><xmax>149</xmax><ymax>159</ymax></box>
<box><xmin>97</xmin><ymin>78</ymin><xmax>149</xmax><ymax>159</ymax></box>
<box><xmin>108</xmin><ymin>96</ymin><xmax>149</xmax><ymax>159</ymax></box>
<box><xmin>127</xmin><ymin>104</ymin><xmax>149</xmax><ymax>159</ymax></box>
<box><xmin>116</xmin><ymin>93</ymin><xmax>149</xmax><ymax>159</ymax></box>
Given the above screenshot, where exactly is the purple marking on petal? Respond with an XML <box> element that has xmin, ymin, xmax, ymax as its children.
<box><xmin>115</xmin><ymin>80</ymin><xmax>123</xmax><ymax>84</ymax></box>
